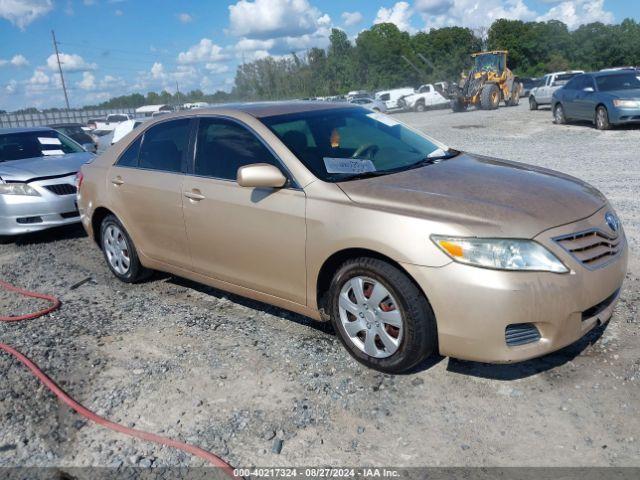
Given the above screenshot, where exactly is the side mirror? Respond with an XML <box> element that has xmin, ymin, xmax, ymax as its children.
<box><xmin>583</xmin><ymin>87</ymin><xmax>594</xmax><ymax>92</ymax></box>
<box><xmin>237</xmin><ymin>163</ymin><xmax>287</xmax><ymax>188</ymax></box>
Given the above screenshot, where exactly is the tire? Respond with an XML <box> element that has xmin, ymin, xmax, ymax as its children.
<box><xmin>553</xmin><ymin>103</ymin><xmax>567</xmax><ymax>124</ymax></box>
<box><xmin>451</xmin><ymin>98</ymin><xmax>467</xmax><ymax>113</ymax></box>
<box><xmin>100</xmin><ymin>214</ymin><xmax>151</xmax><ymax>283</ymax></box>
<box><xmin>480</xmin><ymin>84</ymin><xmax>500</xmax><ymax>110</ymax></box>
<box><xmin>414</xmin><ymin>101</ymin><xmax>426</xmax><ymax>112</ymax></box>
<box><xmin>328</xmin><ymin>257</ymin><xmax>438</xmax><ymax>373</ymax></box>
<box><xmin>595</xmin><ymin>106</ymin><xmax>611</xmax><ymax>130</ymax></box>
<box><xmin>529</xmin><ymin>96</ymin><xmax>538</xmax><ymax>110</ymax></box>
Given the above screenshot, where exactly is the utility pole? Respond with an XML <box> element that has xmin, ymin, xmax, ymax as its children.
<box><xmin>175</xmin><ymin>81</ymin><xmax>181</xmax><ymax>108</ymax></box>
<box><xmin>51</xmin><ymin>30</ymin><xmax>70</xmax><ymax>110</ymax></box>
<box><xmin>401</xmin><ymin>55</ymin><xmax>428</xmax><ymax>81</ymax></box>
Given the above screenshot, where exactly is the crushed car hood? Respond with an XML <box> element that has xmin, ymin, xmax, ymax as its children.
<box><xmin>337</xmin><ymin>153</ymin><xmax>606</xmax><ymax>238</ymax></box>
<box><xmin>0</xmin><ymin>152</ymin><xmax>94</xmax><ymax>182</ymax></box>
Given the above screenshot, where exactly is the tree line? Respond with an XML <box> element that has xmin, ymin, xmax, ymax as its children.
<box><xmin>87</xmin><ymin>17</ymin><xmax>640</xmax><ymax>109</ymax></box>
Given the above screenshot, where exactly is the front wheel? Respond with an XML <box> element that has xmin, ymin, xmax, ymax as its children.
<box><xmin>481</xmin><ymin>84</ymin><xmax>500</xmax><ymax>110</ymax></box>
<box><xmin>328</xmin><ymin>257</ymin><xmax>438</xmax><ymax>373</ymax></box>
<box><xmin>414</xmin><ymin>101</ymin><xmax>426</xmax><ymax>112</ymax></box>
<box><xmin>100</xmin><ymin>214</ymin><xmax>151</xmax><ymax>283</ymax></box>
<box><xmin>595</xmin><ymin>106</ymin><xmax>611</xmax><ymax>130</ymax></box>
<box><xmin>529</xmin><ymin>96</ymin><xmax>538</xmax><ymax>110</ymax></box>
<box><xmin>553</xmin><ymin>103</ymin><xmax>567</xmax><ymax>124</ymax></box>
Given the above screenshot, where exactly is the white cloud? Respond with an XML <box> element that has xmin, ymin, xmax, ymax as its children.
<box><xmin>78</xmin><ymin>71</ymin><xmax>96</xmax><ymax>90</ymax></box>
<box><xmin>228</xmin><ymin>0</ymin><xmax>330</xmax><ymax>39</ymax></box>
<box><xmin>5</xmin><ymin>79</ymin><xmax>18</xmax><ymax>94</ymax></box>
<box><xmin>114</xmin><ymin>9</ymin><xmax>123</xmax><ymax>16</ymax></box>
<box><xmin>341</xmin><ymin>11</ymin><xmax>363</xmax><ymax>27</ymax></box>
<box><xmin>205</xmin><ymin>63</ymin><xmax>230</xmax><ymax>74</ymax></box>
<box><xmin>536</xmin><ymin>0</ymin><xmax>613</xmax><ymax>30</ymax></box>
<box><xmin>178</xmin><ymin>38</ymin><xmax>230</xmax><ymax>64</ymax></box>
<box><xmin>46</xmin><ymin>52</ymin><xmax>96</xmax><ymax>72</ymax></box>
<box><xmin>0</xmin><ymin>0</ymin><xmax>53</xmax><ymax>29</ymax></box>
<box><xmin>374</xmin><ymin>2</ymin><xmax>415</xmax><ymax>33</ymax></box>
<box><xmin>29</xmin><ymin>69</ymin><xmax>49</xmax><ymax>85</ymax></box>
<box><xmin>150</xmin><ymin>62</ymin><xmax>165</xmax><ymax>80</ymax></box>
<box><xmin>177</xmin><ymin>12</ymin><xmax>193</xmax><ymax>23</ymax></box>
<box><xmin>414</xmin><ymin>0</ymin><xmax>453</xmax><ymax>16</ymax></box>
<box><xmin>0</xmin><ymin>54</ymin><xmax>28</xmax><ymax>67</ymax></box>
<box><xmin>420</xmin><ymin>0</ymin><xmax>536</xmax><ymax>29</ymax></box>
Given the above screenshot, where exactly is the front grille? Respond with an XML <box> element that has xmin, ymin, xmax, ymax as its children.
<box><xmin>582</xmin><ymin>289</ymin><xmax>620</xmax><ymax>322</ymax></box>
<box><xmin>554</xmin><ymin>228</ymin><xmax>622</xmax><ymax>269</ymax></box>
<box><xmin>505</xmin><ymin>323</ymin><xmax>541</xmax><ymax>347</ymax></box>
<box><xmin>44</xmin><ymin>183</ymin><xmax>77</xmax><ymax>196</ymax></box>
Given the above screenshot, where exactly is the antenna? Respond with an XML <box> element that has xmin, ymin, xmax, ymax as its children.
<box><xmin>51</xmin><ymin>30</ymin><xmax>70</xmax><ymax>110</ymax></box>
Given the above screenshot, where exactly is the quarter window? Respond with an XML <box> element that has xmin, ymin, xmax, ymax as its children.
<box><xmin>194</xmin><ymin>118</ymin><xmax>280</xmax><ymax>180</ymax></box>
<box><xmin>138</xmin><ymin>119</ymin><xmax>190</xmax><ymax>173</ymax></box>
<box><xmin>116</xmin><ymin>136</ymin><xmax>141</xmax><ymax>167</ymax></box>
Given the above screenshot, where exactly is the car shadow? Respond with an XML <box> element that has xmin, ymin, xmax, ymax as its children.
<box><xmin>167</xmin><ymin>276</ymin><xmax>334</xmax><ymax>335</ymax></box>
<box><xmin>11</xmin><ymin>224</ymin><xmax>87</xmax><ymax>246</ymax></box>
<box><xmin>445</xmin><ymin>320</ymin><xmax>609</xmax><ymax>380</ymax></box>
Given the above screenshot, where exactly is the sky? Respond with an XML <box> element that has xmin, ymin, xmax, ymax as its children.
<box><xmin>0</xmin><ymin>0</ymin><xmax>638</xmax><ymax>111</ymax></box>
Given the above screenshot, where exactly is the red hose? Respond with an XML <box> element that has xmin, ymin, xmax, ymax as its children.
<box><xmin>0</xmin><ymin>280</ymin><xmax>236</xmax><ymax>476</ymax></box>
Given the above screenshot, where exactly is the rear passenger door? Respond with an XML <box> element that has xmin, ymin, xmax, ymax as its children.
<box><xmin>107</xmin><ymin>118</ymin><xmax>193</xmax><ymax>268</ymax></box>
<box><xmin>182</xmin><ymin>117</ymin><xmax>307</xmax><ymax>305</ymax></box>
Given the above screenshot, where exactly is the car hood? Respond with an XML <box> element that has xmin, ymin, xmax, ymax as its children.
<box><xmin>605</xmin><ymin>88</ymin><xmax>640</xmax><ymax>99</ymax></box>
<box><xmin>0</xmin><ymin>152</ymin><xmax>94</xmax><ymax>182</ymax></box>
<box><xmin>337</xmin><ymin>153</ymin><xmax>606</xmax><ymax>238</ymax></box>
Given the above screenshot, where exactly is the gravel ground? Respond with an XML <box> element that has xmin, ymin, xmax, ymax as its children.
<box><xmin>1</xmin><ymin>102</ymin><xmax>638</xmax><ymax>471</ymax></box>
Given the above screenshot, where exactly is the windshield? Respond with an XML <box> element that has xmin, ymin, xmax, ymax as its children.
<box><xmin>474</xmin><ymin>53</ymin><xmax>504</xmax><ymax>73</ymax></box>
<box><xmin>262</xmin><ymin>107</ymin><xmax>450</xmax><ymax>182</ymax></box>
<box><xmin>596</xmin><ymin>73</ymin><xmax>640</xmax><ymax>91</ymax></box>
<box><xmin>554</xmin><ymin>73</ymin><xmax>580</xmax><ymax>86</ymax></box>
<box><xmin>0</xmin><ymin>130</ymin><xmax>84</xmax><ymax>162</ymax></box>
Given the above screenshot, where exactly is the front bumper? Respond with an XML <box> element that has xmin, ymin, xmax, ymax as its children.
<box><xmin>402</xmin><ymin>208</ymin><xmax>628</xmax><ymax>363</ymax></box>
<box><xmin>0</xmin><ymin>175</ymin><xmax>80</xmax><ymax>236</ymax></box>
<box><xmin>609</xmin><ymin>106</ymin><xmax>640</xmax><ymax>125</ymax></box>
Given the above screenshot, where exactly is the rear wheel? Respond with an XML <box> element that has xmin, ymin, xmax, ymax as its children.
<box><xmin>529</xmin><ymin>96</ymin><xmax>538</xmax><ymax>110</ymax></box>
<box><xmin>100</xmin><ymin>214</ymin><xmax>151</xmax><ymax>283</ymax></box>
<box><xmin>595</xmin><ymin>106</ymin><xmax>611</xmax><ymax>130</ymax></box>
<box><xmin>328</xmin><ymin>257</ymin><xmax>437</xmax><ymax>373</ymax></box>
<box><xmin>481</xmin><ymin>84</ymin><xmax>500</xmax><ymax>110</ymax></box>
<box><xmin>553</xmin><ymin>103</ymin><xmax>567</xmax><ymax>124</ymax></box>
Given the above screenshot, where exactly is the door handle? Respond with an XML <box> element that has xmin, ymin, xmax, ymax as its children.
<box><xmin>184</xmin><ymin>190</ymin><xmax>205</xmax><ymax>201</ymax></box>
<box><xmin>111</xmin><ymin>176</ymin><xmax>124</xmax><ymax>186</ymax></box>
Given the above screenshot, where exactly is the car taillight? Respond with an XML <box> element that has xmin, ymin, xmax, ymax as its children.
<box><xmin>75</xmin><ymin>171</ymin><xmax>84</xmax><ymax>189</ymax></box>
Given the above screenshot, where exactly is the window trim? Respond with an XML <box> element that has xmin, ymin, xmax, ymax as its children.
<box><xmin>189</xmin><ymin>115</ymin><xmax>301</xmax><ymax>189</ymax></box>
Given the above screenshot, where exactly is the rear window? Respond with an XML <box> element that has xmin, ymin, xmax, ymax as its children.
<box><xmin>554</xmin><ymin>73</ymin><xmax>580</xmax><ymax>85</ymax></box>
<box><xmin>0</xmin><ymin>130</ymin><xmax>84</xmax><ymax>162</ymax></box>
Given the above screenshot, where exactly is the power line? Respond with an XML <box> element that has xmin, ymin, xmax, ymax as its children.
<box><xmin>52</xmin><ymin>30</ymin><xmax>70</xmax><ymax>110</ymax></box>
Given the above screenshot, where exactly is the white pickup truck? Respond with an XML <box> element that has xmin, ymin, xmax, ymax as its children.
<box><xmin>529</xmin><ymin>71</ymin><xmax>583</xmax><ymax>110</ymax></box>
<box><xmin>92</xmin><ymin>113</ymin><xmax>133</xmax><ymax>133</ymax></box>
<box><xmin>397</xmin><ymin>83</ymin><xmax>450</xmax><ymax>112</ymax></box>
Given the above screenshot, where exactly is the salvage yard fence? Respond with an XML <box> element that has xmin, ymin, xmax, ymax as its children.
<box><xmin>0</xmin><ymin>108</ymin><xmax>137</xmax><ymax>129</ymax></box>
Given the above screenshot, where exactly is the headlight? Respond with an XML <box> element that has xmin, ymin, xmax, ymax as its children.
<box><xmin>613</xmin><ymin>99</ymin><xmax>640</xmax><ymax>108</ymax></box>
<box><xmin>431</xmin><ymin>236</ymin><xmax>568</xmax><ymax>273</ymax></box>
<box><xmin>0</xmin><ymin>183</ymin><xmax>41</xmax><ymax>196</ymax></box>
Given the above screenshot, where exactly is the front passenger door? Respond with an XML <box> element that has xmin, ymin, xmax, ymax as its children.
<box><xmin>182</xmin><ymin>117</ymin><xmax>307</xmax><ymax>305</ymax></box>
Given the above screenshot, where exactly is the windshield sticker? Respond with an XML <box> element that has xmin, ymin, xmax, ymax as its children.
<box><xmin>38</xmin><ymin>137</ymin><xmax>62</xmax><ymax>145</ymax></box>
<box><xmin>367</xmin><ymin>112</ymin><xmax>400</xmax><ymax>127</ymax></box>
<box><xmin>42</xmin><ymin>149</ymin><xmax>65</xmax><ymax>156</ymax></box>
<box><xmin>324</xmin><ymin>157</ymin><xmax>376</xmax><ymax>174</ymax></box>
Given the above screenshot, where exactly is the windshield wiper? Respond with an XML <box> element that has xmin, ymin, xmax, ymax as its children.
<box><xmin>412</xmin><ymin>149</ymin><xmax>460</xmax><ymax>168</ymax></box>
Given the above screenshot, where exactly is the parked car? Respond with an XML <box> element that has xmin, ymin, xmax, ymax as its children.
<box><xmin>397</xmin><ymin>84</ymin><xmax>450</xmax><ymax>112</ymax></box>
<box><xmin>0</xmin><ymin>127</ymin><xmax>95</xmax><ymax>240</ymax></box>
<box><xmin>111</xmin><ymin>118</ymin><xmax>150</xmax><ymax>144</ymax></box>
<box><xmin>86</xmin><ymin>118</ymin><xmax>104</xmax><ymax>130</ymax></box>
<box><xmin>349</xmin><ymin>97</ymin><xmax>387</xmax><ymax>112</ymax></box>
<box><xmin>552</xmin><ymin>71</ymin><xmax>640</xmax><ymax>130</ymax></box>
<box><xmin>49</xmin><ymin>122</ymin><xmax>98</xmax><ymax>153</ymax></box>
<box><xmin>529</xmin><ymin>71</ymin><xmax>584</xmax><ymax>109</ymax></box>
<box><xmin>93</xmin><ymin>114</ymin><xmax>133</xmax><ymax>132</ymax></box>
<box><xmin>78</xmin><ymin>103</ymin><xmax>627</xmax><ymax>373</ymax></box>
<box><xmin>520</xmin><ymin>77</ymin><xmax>541</xmax><ymax>97</ymax></box>
<box><xmin>375</xmin><ymin>88</ymin><xmax>415</xmax><ymax>110</ymax></box>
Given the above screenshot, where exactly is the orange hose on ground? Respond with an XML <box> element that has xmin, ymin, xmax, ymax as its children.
<box><xmin>0</xmin><ymin>280</ymin><xmax>236</xmax><ymax>476</ymax></box>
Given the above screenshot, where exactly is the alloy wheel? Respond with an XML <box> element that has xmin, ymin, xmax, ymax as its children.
<box><xmin>338</xmin><ymin>276</ymin><xmax>403</xmax><ymax>359</ymax></box>
<box><xmin>103</xmin><ymin>224</ymin><xmax>131</xmax><ymax>275</ymax></box>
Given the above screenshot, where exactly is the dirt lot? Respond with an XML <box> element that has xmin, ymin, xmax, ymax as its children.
<box><xmin>1</xmin><ymin>102</ymin><xmax>639</xmax><ymax>470</ymax></box>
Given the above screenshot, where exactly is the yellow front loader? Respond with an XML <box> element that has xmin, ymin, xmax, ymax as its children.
<box><xmin>450</xmin><ymin>50</ymin><xmax>522</xmax><ymax>112</ymax></box>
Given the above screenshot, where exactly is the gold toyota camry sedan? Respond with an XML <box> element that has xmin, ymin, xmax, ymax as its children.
<box><xmin>78</xmin><ymin>103</ymin><xmax>628</xmax><ymax>373</ymax></box>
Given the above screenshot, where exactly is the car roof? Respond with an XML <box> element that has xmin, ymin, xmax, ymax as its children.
<box><xmin>194</xmin><ymin>101</ymin><xmax>360</xmax><ymax>118</ymax></box>
<box><xmin>0</xmin><ymin>126</ymin><xmax>56</xmax><ymax>135</ymax></box>
<box><xmin>587</xmin><ymin>70</ymin><xmax>637</xmax><ymax>77</ymax></box>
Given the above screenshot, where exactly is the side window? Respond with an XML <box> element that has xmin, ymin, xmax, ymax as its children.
<box><xmin>564</xmin><ymin>76</ymin><xmax>579</xmax><ymax>90</ymax></box>
<box><xmin>138</xmin><ymin>119</ymin><xmax>190</xmax><ymax>173</ymax></box>
<box><xmin>116</xmin><ymin>136</ymin><xmax>141</xmax><ymax>167</ymax></box>
<box><xmin>379</xmin><ymin>93</ymin><xmax>390</xmax><ymax>101</ymax></box>
<box><xmin>194</xmin><ymin>118</ymin><xmax>280</xmax><ymax>180</ymax></box>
